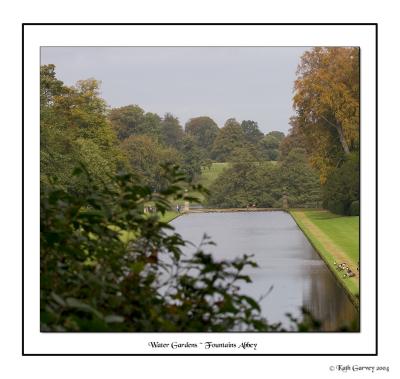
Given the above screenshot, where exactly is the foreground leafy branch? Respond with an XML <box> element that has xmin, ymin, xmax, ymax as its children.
<box><xmin>42</xmin><ymin>165</ymin><xmax>266</xmax><ymax>331</ymax></box>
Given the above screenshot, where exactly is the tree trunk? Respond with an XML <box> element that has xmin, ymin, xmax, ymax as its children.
<box><xmin>334</xmin><ymin>123</ymin><xmax>350</xmax><ymax>155</ymax></box>
<box><xmin>320</xmin><ymin>115</ymin><xmax>351</xmax><ymax>155</ymax></box>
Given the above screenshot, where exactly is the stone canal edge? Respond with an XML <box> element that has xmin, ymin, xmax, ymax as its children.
<box><xmin>289</xmin><ymin>210</ymin><xmax>359</xmax><ymax>310</ymax></box>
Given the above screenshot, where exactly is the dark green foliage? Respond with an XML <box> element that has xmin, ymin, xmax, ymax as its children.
<box><xmin>179</xmin><ymin>135</ymin><xmax>204</xmax><ymax>181</ymax></box>
<box><xmin>207</xmin><ymin>162</ymin><xmax>264</xmax><ymax>208</ymax></box>
<box><xmin>160</xmin><ymin>113</ymin><xmax>184</xmax><ymax>148</ymax></box>
<box><xmin>260</xmin><ymin>131</ymin><xmax>285</xmax><ymax>161</ymax></box>
<box><xmin>211</xmin><ymin>118</ymin><xmax>248</xmax><ymax>161</ymax></box>
<box><xmin>109</xmin><ymin>105</ymin><xmax>162</xmax><ymax>141</ymax></box>
<box><xmin>207</xmin><ymin>148</ymin><xmax>321</xmax><ymax>208</ymax></box>
<box><xmin>185</xmin><ymin>116</ymin><xmax>220</xmax><ymax>155</ymax></box>
<box><xmin>41</xmin><ymin>166</ymin><xmax>276</xmax><ymax>332</ymax></box>
<box><xmin>260</xmin><ymin>135</ymin><xmax>279</xmax><ymax>160</ymax></box>
<box><xmin>278</xmin><ymin>148</ymin><xmax>321</xmax><ymax>207</ymax></box>
<box><xmin>322</xmin><ymin>153</ymin><xmax>360</xmax><ymax>215</ymax></box>
<box><xmin>350</xmin><ymin>201</ymin><xmax>360</xmax><ymax>216</ymax></box>
<box><xmin>268</xmin><ymin>131</ymin><xmax>285</xmax><ymax>141</ymax></box>
<box><xmin>262</xmin><ymin>135</ymin><xmax>280</xmax><ymax>150</ymax></box>
<box><xmin>40</xmin><ymin>65</ymin><xmax>125</xmax><ymax>190</ymax></box>
<box><xmin>240</xmin><ymin>120</ymin><xmax>264</xmax><ymax>144</ymax></box>
<box><xmin>120</xmin><ymin>135</ymin><xmax>181</xmax><ymax>191</ymax></box>
<box><xmin>279</xmin><ymin>118</ymin><xmax>308</xmax><ymax>159</ymax></box>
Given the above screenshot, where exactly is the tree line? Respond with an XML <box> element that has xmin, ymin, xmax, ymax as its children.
<box><xmin>41</xmin><ymin>63</ymin><xmax>304</xmax><ymax>207</ymax></box>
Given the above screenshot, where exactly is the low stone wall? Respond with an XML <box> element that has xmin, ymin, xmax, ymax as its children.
<box><xmin>187</xmin><ymin>208</ymin><xmax>284</xmax><ymax>213</ymax></box>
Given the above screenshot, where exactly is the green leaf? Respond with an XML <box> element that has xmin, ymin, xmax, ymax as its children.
<box><xmin>65</xmin><ymin>298</ymin><xmax>103</xmax><ymax>319</ymax></box>
<box><xmin>104</xmin><ymin>315</ymin><xmax>124</xmax><ymax>323</ymax></box>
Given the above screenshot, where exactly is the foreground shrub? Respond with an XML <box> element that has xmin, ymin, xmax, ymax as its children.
<box><xmin>41</xmin><ymin>165</ymin><xmax>277</xmax><ymax>332</ymax></box>
<box><xmin>41</xmin><ymin>165</ymin><xmax>358</xmax><ymax>332</ymax></box>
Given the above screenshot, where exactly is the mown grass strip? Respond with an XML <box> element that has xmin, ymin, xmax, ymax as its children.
<box><xmin>290</xmin><ymin>210</ymin><xmax>359</xmax><ymax>309</ymax></box>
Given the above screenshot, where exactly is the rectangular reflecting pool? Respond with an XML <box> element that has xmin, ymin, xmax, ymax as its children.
<box><xmin>171</xmin><ymin>211</ymin><xmax>358</xmax><ymax>331</ymax></box>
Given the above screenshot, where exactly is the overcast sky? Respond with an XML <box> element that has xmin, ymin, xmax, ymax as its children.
<box><xmin>41</xmin><ymin>47</ymin><xmax>309</xmax><ymax>134</ymax></box>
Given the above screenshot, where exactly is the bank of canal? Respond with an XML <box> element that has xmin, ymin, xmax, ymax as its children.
<box><xmin>290</xmin><ymin>210</ymin><xmax>359</xmax><ymax>309</ymax></box>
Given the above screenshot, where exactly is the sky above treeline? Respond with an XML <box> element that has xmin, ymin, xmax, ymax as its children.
<box><xmin>41</xmin><ymin>46</ymin><xmax>309</xmax><ymax>134</ymax></box>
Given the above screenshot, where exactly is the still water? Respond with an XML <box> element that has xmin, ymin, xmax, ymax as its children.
<box><xmin>171</xmin><ymin>211</ymin><xmax>358</xmax><ymax>331</ymax></box>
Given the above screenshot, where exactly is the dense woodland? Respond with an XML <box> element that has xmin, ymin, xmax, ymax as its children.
<box><xmin>41</xmin><ymin>64</ymin><xmax>292</xmax><ymax>192</ymax></box>
<box><xmin>40</xmin><ymin>47</ymin><xmax>360</xmax><ymax>332</ymax></box>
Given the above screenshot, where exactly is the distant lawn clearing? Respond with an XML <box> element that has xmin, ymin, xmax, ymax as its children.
<box><xmin>198</xmin><ymin>162</ymin><xmax>230</xmax><ymax>189</ymax></box>
<box><xmin>290</xmin><ymin>209</ymin><xmax>359</xmax><ymax>306</ymax></box>
<box><xmin>198</xmin><ymin>161</ymin><xmax>277</xmax><ymax>190</ymax></box>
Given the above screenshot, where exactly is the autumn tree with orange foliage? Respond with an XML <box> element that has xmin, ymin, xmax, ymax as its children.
<box><xmin>292</xmin><ymin>47</ymin><xmax>359</xmax><ymax>183</ymax></box>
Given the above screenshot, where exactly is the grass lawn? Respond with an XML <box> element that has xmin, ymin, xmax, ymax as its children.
<box><xmin>160</xmin><ymin>211</ymin><xmax>180</xmax><ymax>223</ymax></box>
<box><xmin>197</xmin><ymin>161</ymin><xmax>277</xmax><ymax>189</ymax></box>
<box><xmin>197</xmin><ymin>162</ymin><xmax>230</xmax><ymax>189</ymax></box>
<box><xmin>193</xmin><ymin>162</ymin><xmax>230</xmax><ymax>203</ymax></box>
<box><xmin>303</xmin><ymin>210</ymin><xmax>359</xmax><ymax>264</ymax></box>
<box><xmin>290</xmin><ymin>209</ymin><xmax>359</xmax><ymax>306</ymax></box>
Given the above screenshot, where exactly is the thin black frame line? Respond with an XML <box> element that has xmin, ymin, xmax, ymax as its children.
<box><xmin>23</xmin><ymin>22</ymin><xmax>378</xmax><ymax>356</ymax></box>
<box><xmin>22</xmin><ymin>22</ymin><xmax>25</xmax><ymax>357</ymax></box>
<box><xmin>41</xmin><ymin>45</ymin><xmax>360</xmax><ymax>48</ymax></box>
<box><xmin>23</xmin><ymin>23</ymin><xmax>378</xmax><ymax>26</ymax></box>
<box><xmin>358</xmin><ymin>46</ymin><xmax>362</xmax><ymax>333</ymax></box>
<box><xmin>23</xmin><ymin>354</ymin><xmax>375</xmax><ymax>356</ymax></box>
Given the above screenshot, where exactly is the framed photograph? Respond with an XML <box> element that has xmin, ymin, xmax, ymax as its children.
<box><xmin>23</xmin><ymin>23</ymin><xmax>377</xmax><ymax>355</ymax></box>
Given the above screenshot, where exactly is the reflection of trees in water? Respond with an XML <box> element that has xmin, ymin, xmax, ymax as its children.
<box><xmin>303</xmin><ymin>267</ymin><xmax>358</xmax><ymax>331</ymax></box>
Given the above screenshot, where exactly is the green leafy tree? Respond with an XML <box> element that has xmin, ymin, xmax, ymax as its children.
<box><xmin>207</xmin><ymin>160</ymin><xmax>277</xmax><ymax>208</ymax></box>
<box><xmin>40</xmin><ymin>66</ymin><xmax>124</xmax><ymax>189</ymax></box>
<box><xmin>160</xmin><ymin>113</ymin><xmax>184</xmax><ymax>148</ymax></box>
<box><xmin>240</xmin><ymin>120</ymin><xmax>263</xmax><ymax>144</ymax></box>
<box><xmin>211</xmin><ymin>118</ymin><xmax>248</xmax><ymax>161</ymax></box>
<box><xmin>207</xmin><ymin>148</ymin><xmax>321</xmax><ymax>208</ymax></box>
<box><xmin>260</xmin><ymin>135</ymin><xmax>279</xmax><ymax>160</ymax></box>
<box><xmin>322</xmin><ymin>152</ymin><xmax>360</xmax><ymax>215</ymax></box>
<box><xmin>121</xmin><ymin>134</ymin><xmax>181</xmax><ymax>191</ymax></box>
<box><xmin>109</xmin><ymin>105</ymin><xmax>163</xmax><ymax>141</ymax></box>
<box><xmin>185</xmin><ymin>116</ymin><xmax>220</xmax><ymax>155</ymax></box>
<box><xmin>179</xmin><ymin>135</ymin><xmax>204</xmax><ymax>181</ymax></box>
<box><xmin>220</xmin><ymin>148</ymin><xmax>266</xmax><ymax>207</ymax></box>
<box><xmin>141</xmin><ymin>112</ymin><xmax>163</xmax><ymax>140</ymax></box>
<box><xmin>278</xmin><ymin>148</ymin><xmax>321</xmax><ymax>207</ymax></box>
<box><xmin>268</xmin><ymin>131</ymin><xmax>285</xmax><ymax>141</ymax></box>
<box><xmin>109</xmin><ymin>105</ymin><xmax>145</xmax><ymax>140</ymax></box>
<box><xmin>40</xmin><ymin>64</ymin><xmax>66</xmax><ymax>109</ymax></box>
<box><xmin>260</xmin><ymin>131</ymin><xmax>285</xmax><ymax>161</ymax></box>
<box><xmin>279</xmin><ymin>117</ymin><xmax>308</xmax><ymax>159</ymax></box>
